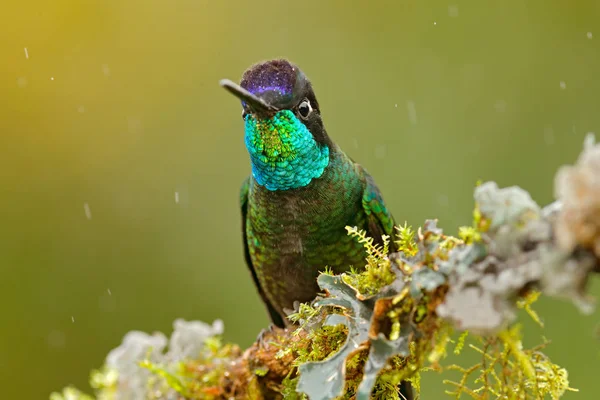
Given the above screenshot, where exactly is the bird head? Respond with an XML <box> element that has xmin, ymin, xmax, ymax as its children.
<box><xmin>221</xmin><ymin>59</ymin><xmax>331</xmax><ymax>191</ymax></box>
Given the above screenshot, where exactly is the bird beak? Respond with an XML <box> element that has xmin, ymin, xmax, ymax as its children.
<box><xmin>220</xmin><ymin>79</ymin><xmax>278</xmax><ymax>114</ymax></box>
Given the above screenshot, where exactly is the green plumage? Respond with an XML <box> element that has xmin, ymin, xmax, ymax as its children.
<box><xmin>228</xmin><ymin>59</ymin><xmax>396</xmax><ymax>328</ymax></box>
<box><xmin>241</xmin><ymin>144</ymin><xmax>395</xmax><ymax>327</ymax></box>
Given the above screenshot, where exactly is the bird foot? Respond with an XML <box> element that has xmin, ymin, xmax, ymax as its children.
<box><xmin>255</xmin><ymin>324</ymin><xmax>277</xmax><ymax>349</ymax></box>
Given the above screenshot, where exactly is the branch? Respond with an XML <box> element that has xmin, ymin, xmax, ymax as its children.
<box><xmin>52</xmin><ymin>135</ymin><xmax>600</xmax><ymax>400</ymax></box>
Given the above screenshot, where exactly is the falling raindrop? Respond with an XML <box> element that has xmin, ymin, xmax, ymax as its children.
<box><xmin>175</xmin><ymin>192</ymin><xmax>180</xmax><ymax>204</ymax></box>
<box><xmin>16</xmin><ymin>77</ymin><xmax>28</xmax><ymax>88</ymax></box>
<box><xmin>438</xmin><ymin>194</ymin><xmax>449</xmax><ymax>207</ymax></box>
<box><xmin>47</xmin><ymin>330</ymin><xmax>66</xmax><ymax>349</ymax></box>
<box><xmin>77</xmin><ymin>106</ymin><xmax>86</xmax><ymax>113</ymax></box>
<box><xmin>84</xmin><ymin>203</ymin><xmax>92</xmax><ymax>220</ymax></box>
<box><xmin>102</xmin><ymin>64</ymin><xmax>111</xmax><ymax>76</ymax></box>
<box><xmin>494</xmin><ymin>100</ymin><xmax>507</xmax><ymax>113</ymax></box>
<box><xmin>407</xmin><ymin>101</ymin><xmax>417</xmax><ymax>125</ymax></box>
<box><xmin>587</xmin><ymin>32</ymin><xmax>593</xmax><ymax>39</ymax></box>
<box><xmin>448</xmin><ymin>5</ymin><xmax>459</xmax><ymax>17</ymax></box>
<box><xmin>127</xmin><ymin>116</ymin><xmax>143</xmax><ymax>135</ymax></box>
<box><xmin>71</xmin><ymin>316</ymin><xmax>75</xmax><ymax>323</ymax></box>
<box><xmin>543</xmin><ymin>126</ymin><xmax>554</xmax><ymax>145</ymax></box>
<box><xmin>559</xmin><ymin>81</ymin><xmax>566</xmax><ymax>89</ymax></box>
<box><xmin>24</xmin><ymin>47</ymin><xmax>29</xmax><ymax>59</ymax></box>
<box><xmin>50</xmin><ymin>77</ymin><xmax>54</xmax><ymax>81</ymax></box>
<box><xmin>99</xmin><ymin>291</ymin><xmax>116</xmax><ymax>312</ymax></box>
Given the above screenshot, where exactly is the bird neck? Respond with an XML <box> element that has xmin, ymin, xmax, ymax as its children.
<box><xmin>244</xmin><ymin>110</ymin><xmax>330</xmax><ymax>191</ymax></box>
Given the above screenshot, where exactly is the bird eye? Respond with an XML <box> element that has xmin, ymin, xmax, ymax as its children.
<box><xmin>242</xmin><ymin>110</ymin><xmax>248</xmax><ymax>120</ymax></box>
<box><xmin>297</xmin><ymin>100</ymin><xmax>312</xmax><ymax>119</ymax></box>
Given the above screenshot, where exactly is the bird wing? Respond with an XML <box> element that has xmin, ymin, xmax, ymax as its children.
<box><xmin>359</xmin><ymin>166</ymin><xmax>397</xmax><ymax>251</ymax></box>
<box><xmin>240</xmin><ymin>176</ymin><xmax>286</xmax><ymax>328</ymax></box>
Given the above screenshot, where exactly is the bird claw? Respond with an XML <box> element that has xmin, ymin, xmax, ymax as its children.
<box><xmin>256</xmin><ymin>324</ymin><xmax>277</xmax><ymax>349</ymax></box>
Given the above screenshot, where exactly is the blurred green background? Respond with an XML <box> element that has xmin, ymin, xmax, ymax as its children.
<box><xmin>1</xmin><ymin>0</ymin><xmax>599</xmax><ymax>398</ymax></box>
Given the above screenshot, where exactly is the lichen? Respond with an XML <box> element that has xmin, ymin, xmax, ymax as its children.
<box><xmin>555</xmin><ymin>133</ymin><xmax>600</xmax><ymax>258</ymax></box>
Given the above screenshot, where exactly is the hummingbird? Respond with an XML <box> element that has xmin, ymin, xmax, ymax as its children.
<box><xmin>220</xmin><ymin>59</ymin><xmax>397</xmax><ymax>328</ymax></box>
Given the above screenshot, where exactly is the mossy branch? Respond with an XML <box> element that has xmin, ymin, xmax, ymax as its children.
<box><xmin>52</xmin><ymin>135</ymin><xmax>600</xmax><ymax>400</ymax></box>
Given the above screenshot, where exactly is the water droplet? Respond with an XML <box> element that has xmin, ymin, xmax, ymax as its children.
<box><xmin>407</xmin><ymin>100</ymin><xmax>418</xmax><ymax>125</ymax></box>
<box><xmin>107</xmin><ymin>288</ymin><xmax>112</xmax><ymax>295</ymax></box>
<box><xmin>99</xmin><ymin>291</ymin><xmax>116</xmax><ymax>312</ymax></box>
<box><xmin>587</xmin><ymin>32</ymin><xmax>593</xmax><ymax>39</ymax></box>
<box><xmin>50</xmin><ymin>77</ymin><xmax>54</xmax><ymax>81</ymax></box>
<box><xmin>543</xmin><ymin>126</ymin><xmax>554</xmax><ymax>145</ymax></box>
<box><xmin>83</xmin><ymin>203</ymin><xmax>92</xmax><ymax>220</ymax></box>
<box><xmin>394</xmin><ymin>103</ymin><xmax>398</xmax><ymax>108</ymax></box>
<box><xmin>472</xmin><ymin>137</ymin><xmax>481</xmax><ymax>154</ymax></box>
<box><xmin>71</xmin><ymin>316</ymin><xmax>75</xmax><ymax>323</ymax></box>
<box><xmin>494</xmin><ymin>100</ymin><xmax>507</xmax><ymax>113</ymax></box>
<box><xmin>438</xmin><ymin>194</ymin><xmax>449</xmax><ymax>207</ymax></box>
<box><xmin>433</xmin><ymin>21</ymin><xmax>437</xmax><ymax>25</ymax></box>
<box><xmin>47</xmin><ymin>330</ymin><xmax>66</xmax><ymax>349</ymax></box>
<box><xmin>16</xmin><ymin>77</ymin><xmax>28</xmax><ymax>88</ymax></box>
<box><xmin>127</xmin><ymin>116</ymin><xmax>143</xmax><ymax>135</ymax></box>
<box><xmin>175</xmin><ymin>192</ymin><xmax>180</xmax><ymax>204</ymax></box>
<box><xmin>102</xmin><ymin>64</ymin><xmax>111</xmax><ymax>76</ymax></box>
<box><xmin>448</xmin><ymin>5</ymin><xmax>459</xmax><ymax>17</ymax></box>
<box><xmin>24</xmin><ymin>47</ymin><xmax>29</xmax><ymax>59</ymax></box>
<box><xmin>559</xmin><ymin>81</ymin><xmax>566</xmax><ymax>89</ymax></box>
<box><xmin>77</xmin><ymin>105</ymin><xmax>86</xmax><ymax>113</ymax></box>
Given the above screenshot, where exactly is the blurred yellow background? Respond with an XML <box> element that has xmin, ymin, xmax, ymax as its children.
<box><xmin>1</xmin><ymin>0</ymin><xmax>599</xmax><ymax>398</ymax></box>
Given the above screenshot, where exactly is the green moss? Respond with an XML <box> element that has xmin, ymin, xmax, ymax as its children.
<box><xmin>453</xmin><ymin>330</ymin><xmax>469</xmax><ymax>355</ymax></box>
<box><xmin>395</xmin><ymin>223</ymin><xmax>418</xmax><ymax>257</ymax></box>
<box><xmin>293</xmin><ymin>324</ymin><xmax>349</xmax><ymax>367</ymax></box>
<box><xmin>342</xmin><ymin>226</ymin><xmax>396</xmax><ymax>297</ymax></box>
<box><xmin>287</xmin><ymin>303</ymin><xmax>322</xmax><ymax>334</ymax></box>
<box><xmin>281</xmin><ymin>374</ymin><xmax>307</xmax><ymax>400</ymax></box>
<box><xmin>441</xmin><ymin>326</ymin><xmax>576</xmax><ymax>399</ymax></box>
<box><xmin>139</xmin><ymin>360</ymin><xmax>190</xmax><ymax>397</ymax></box>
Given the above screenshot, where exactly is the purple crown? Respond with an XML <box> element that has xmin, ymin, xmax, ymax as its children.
<box><xmin>240</xmin><ymin>59</ymin><xmax>298</xmax><ymax>97</ymax></box>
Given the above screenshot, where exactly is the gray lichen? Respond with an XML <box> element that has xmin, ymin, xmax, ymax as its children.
<box><xmin>437</xmin><ymin>178</ymin><xmax>597</xmax><ymax>335</ymax></box>
<box><xmin>555</xmin><ymin>133</ymin><xmax>600</xmax><ymax>258</ymax></box>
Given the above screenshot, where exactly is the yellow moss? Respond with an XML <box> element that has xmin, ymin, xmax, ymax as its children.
<box><xmin>343</xmin><ymin>226</ymin><xmax>396</xmax><ymax>296</ymax></box>
<box><xmin>473</xmin><ymin>203</ymin><xmax>491</xmax><ymax>233</ymax></box>
<box><xmin>458</xmin><ymin>226</ymin><xmax>481</xmax><ymax>244</ymax></box>
<box><xmin>395</xmin><ymin>222</ymin><xmax>418</xmax><ymax>257</ymax></box>
<box><xmin>139</xmin><ymin>360</ymin><xmax>191</xmax><ymax>398</ymax></box>
<box><xmin>454</xmin><ymin>330</ymin><xmax>469</xmax><ymax>355</ymax></box>
<box><xmin>517</xmin><ymin>290</ymin><xmax>544</xmax><ymax>328</ymax></box>
<box><xmin>287</xmin><ymin>303</ymin><xmax>322</xmax><ymax>335</ymax></box>
<box><xmin>438</xmin><ymin>325</ymin><xmax>575</xmax><ymax>399</ymax></box>
<box><xmin>428</xmin><ymin>324</ymin><xmax>452</xmax><ymax>364</ymax></box>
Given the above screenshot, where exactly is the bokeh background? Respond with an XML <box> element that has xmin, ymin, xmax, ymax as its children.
<box><xmin>1</xmin><ymin>0</ymin><xmax>599</xmax><ymax>398</ymax></box>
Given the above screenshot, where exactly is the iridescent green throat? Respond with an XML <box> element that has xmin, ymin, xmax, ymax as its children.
<box><xmin>244</xmin><ymin>110</ymin><xmax>330</xmax><ymax>191</ymax></box>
